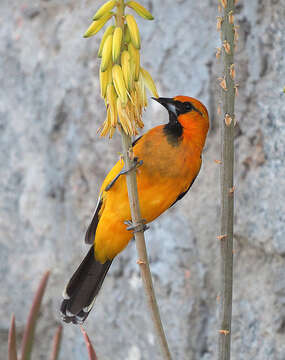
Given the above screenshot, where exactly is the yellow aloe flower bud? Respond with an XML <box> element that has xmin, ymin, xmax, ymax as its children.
<box><xmin>128</xmin><ymin>42</ymin><xmax>140</xmax><ymax>81</ymax></box>
<box><xmin>98</xmin><ymin>25</ymin><xmax>115</xmax><ymax>58</ymax></box>
<box><xmin>126</xmin><ymin>1</ymin><xmax>154</xmax><ymax>20</ymax></box>
<box><xmin>100</xmin><ymin>62</ymin><xmax>112</xmax><ymax>98</ymax></box>
<box><xmin>112</xmin><ymin>27</ymin><xmax>123</xmax><ymax>63</ymax></box>
<box><xmin>140</xmin><ymin>67</ymin><xmax>159</xmax><ymax>98</ymax></box>
<box><xmin>143</xmin><ymin>86</ymin><xmax>147</xmax><ymax>107</ymax></box>
<box><xmin>101</xmin><ymin>34</ymin><xmax>113</xmax><ymax>72</ymax></box>
<box><xmin>112</xmin><ymin>64</ymin><xmax>128</xmax><ymax>105</ymax></box>
<box><xmin>124</xmin><ymin>24</ymin><xmax>131</xmax><ymax>43</ymax></box>
<box><xmin>125</xmin><ymin>14</ymin><xmax>141</xmax><ymax>49</ymax></box>
<box><xmin>134</xmin><ymin>81</ymin><xmax>143</xmax><ymax>111</ymax></box>
<box><xmin>84</xmin><ymin>12</ymin><xmax>114</xmax><ymax>38</ymax></box>
<box><xmin>106</xmin><ymin>83</ymin><xmax>118</xmax><ymax>127</ymax></box>
<box><xmin>100</xmin><ymin>68</ymin><xmax>108</xmax><ymax>98</ymax></box>
<box><xmin>136</xmin><ymin>74</ymin><xmax>148</xmax><ymax>108</ymax></box>
<box><xmin>121</xmin><ymin>50</ymin><xmax>133</xmax><ymax>91</ymax></box>
<box><xmin>93</xmin><ymin>0</ymin><xmax>116</xmax><ymax>21</ymax></box>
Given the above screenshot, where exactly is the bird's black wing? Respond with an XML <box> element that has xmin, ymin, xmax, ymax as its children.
<box><xmin>84</xmin><ymin>135</ymin><xmax>143</xmax><ymax>245</ymax></box>
<box><xmin>85</xmin><ymin>197</ymin><xmax>102</xmax><ymax>244</ymax></box>
<box><xmin>169</xmin><ymin>175</ymin><xmax>197</xmax><ymax>208</ymax></box>
<box><xmin>132</xmin><ymin>135</ymin><xmax>143</xmax><ymax>147</ymax></box>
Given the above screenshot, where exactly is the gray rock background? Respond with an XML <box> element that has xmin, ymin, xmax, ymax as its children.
<box><xmin>1</xmin><ymin>0</ymin><xmax>285</xmax><ymax>359</ymax></box>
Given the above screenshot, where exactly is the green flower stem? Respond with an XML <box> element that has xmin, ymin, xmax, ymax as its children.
<box><xmin>116</xmin><ymin>0</ymin><xmax>125</xmax><ymax>29</ymax></box>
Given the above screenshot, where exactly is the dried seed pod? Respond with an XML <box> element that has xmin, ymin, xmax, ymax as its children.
<box><xmin>230</xmin><ymin>64</ymin><xmax>235</xmax><ymax>79</ymax></box>
<box><xmin>217</xmin><ymin>234</ymin><xmax>227</xmax><ymax>240</ymax></box>
<box><xmin>223</xmin><ymin>40</ymin><xmax>231</xmax><ymax>54</ymax></box>
<box><xmin>217</xmin><ymin>17</ymin><xmax>222</xmax><ymax>31</ymax></box>
<box><xmin>234</xmin><ymin>26</ymin><xmax>239</xmax><ymax>42</ymax></box>
<box><xmin>219</xmin><ymin>77</ymin><xmax>227</xmax><ymax>91</ymax></box>
<box><xmin>219</xmin><ymin>330</ymin><xmax>230</xmax><ymax>335</ymax></box>
<box><xmin>224</xmin><ymin>114</ymin><xmax>232</xmax><ymax>126</ymax></box>
<box><xmin>217</xmin><ymin>104</ymin><xmax>222</xmax><ymax>115</ymax></box>
<box><xmin>216</xmin><ymin>47</ymin><xmax>221</xmax><ymax>59</ymax></box>
<box><xmin>228</xmin><ymin>11</ymin><xmax>234</xmax><ymax>24</ymax></box>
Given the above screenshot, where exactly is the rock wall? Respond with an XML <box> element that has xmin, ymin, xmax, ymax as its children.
<box><xmin>1</xmin><ymin>0</ymin><xmax>285</xmax><ymax>359</ymax></box>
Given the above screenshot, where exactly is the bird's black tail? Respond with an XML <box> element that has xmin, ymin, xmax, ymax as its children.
<box><xmin>60</xmin><ymin>245</ymin><xmax>112</xmax><ymax>324</ymax></box>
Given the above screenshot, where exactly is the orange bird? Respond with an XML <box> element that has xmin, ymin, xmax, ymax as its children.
<box><xmin>60</xmin><ymin>96</ymin><xmax>209</xmax><ymax>324</ymax></box>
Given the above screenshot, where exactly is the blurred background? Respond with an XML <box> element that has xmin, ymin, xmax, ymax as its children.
<box><xmin>1</xmin><ymin>0</ymin><xmax>285</xmax><ymax>359</ymax></box>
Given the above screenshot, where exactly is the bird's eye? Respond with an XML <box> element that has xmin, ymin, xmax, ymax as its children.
<box><xmin>184</xmin><ymin>102</ymin><xmax>193</xmax><ymax>111</ymax></box>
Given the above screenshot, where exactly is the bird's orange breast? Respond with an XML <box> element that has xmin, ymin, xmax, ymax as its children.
<box><xmin>93</xmin><ymin>125</ymin><xmax>203</xmax><ymax>263</ymax></box>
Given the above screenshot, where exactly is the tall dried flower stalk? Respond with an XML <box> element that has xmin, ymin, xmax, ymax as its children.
<box><xmin>217</xmin><ymin>0</ymin><xmax>236</xmax><ymax>359</ymax></box>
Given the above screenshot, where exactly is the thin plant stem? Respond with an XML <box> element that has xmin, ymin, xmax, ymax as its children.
<box><xmin>218</xmin><ymin>0</ymin><xmax>235</xmax><ymax>359</ymax></box>
<box><xmin>119</xmin><ymin>127</ymin><xmax>171</xmax><ymax>360</ymax></box>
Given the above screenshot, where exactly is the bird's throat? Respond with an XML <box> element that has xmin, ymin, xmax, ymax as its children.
<box><xmin>163</xmin><ymin>112</ymin><xmax>183</xmax><ymax>146</ymax></box>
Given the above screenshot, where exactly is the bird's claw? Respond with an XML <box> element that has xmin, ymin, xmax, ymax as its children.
<box><xmin>124</xmin><ymin>219</ymin><xmax>149</xmax><ymax>233</ymax></box>
<box><xmin>105</xmin><ymin>157</ymin><xmax>143</xmax><ymax>192</ymax></box>
<box><xmin>121</xmin><ymin>157</ymin><xmax>143</xmax><ymax>175</ymax></box>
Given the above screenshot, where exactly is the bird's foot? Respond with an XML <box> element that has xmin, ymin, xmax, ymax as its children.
<box><xmin>124</xmin><ymin>219</ymin><xmax>149</xmax><ymax>233</ymax></box>
<box><xmin>105</xmin><ymin>157</ymin><xmax>143</xmax><ymax>191</ymax></box>
<box><xmin>122</xmin><ymin>157</ymin><xmax>143</xmax><ymax>175</ymax></box>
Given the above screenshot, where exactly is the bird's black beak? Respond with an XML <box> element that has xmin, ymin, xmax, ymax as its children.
<box><xmin>152</xmin><ymin>97</ymin><xmax>177</xmax><ymax>116</ymax></box>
